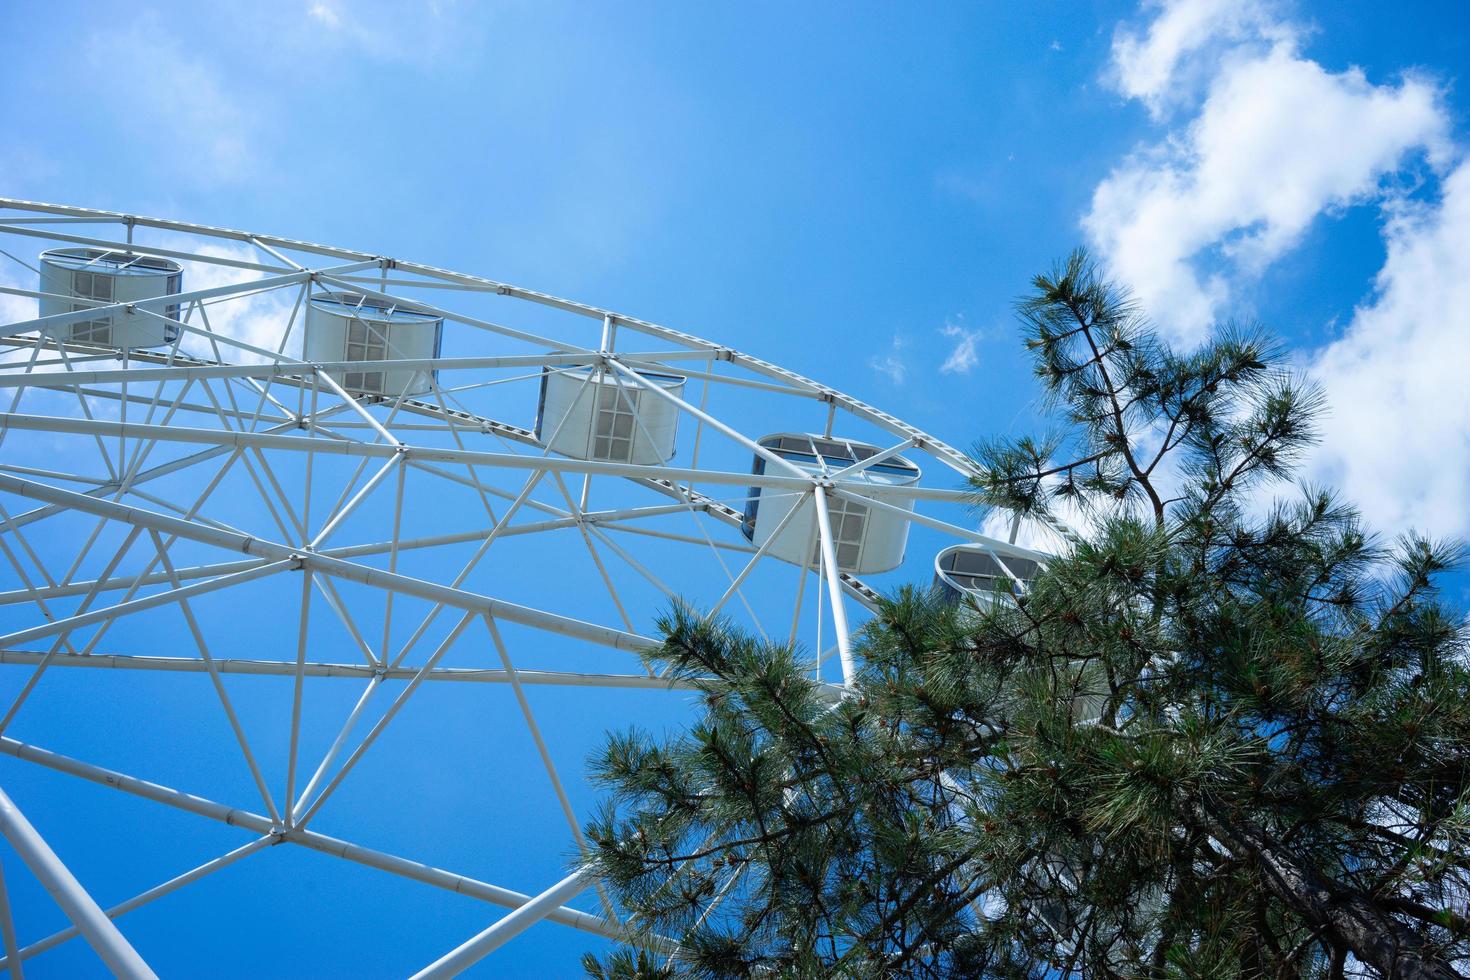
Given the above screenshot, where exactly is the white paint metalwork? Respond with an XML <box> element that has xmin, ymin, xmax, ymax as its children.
<box><xmin>0</xmin><ymin>199</ymin><xmax>1062</xmax><ymax>973</ymax></box>
<box><xmin>0</xmin><ymin>785</ymin><xmax>156</xmax><ymax>978</ymax></box>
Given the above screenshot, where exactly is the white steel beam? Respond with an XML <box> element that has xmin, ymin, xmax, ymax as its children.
<box><xmin>0</xmin><ymin>836</ymin><xmax>271</xmax><ymax>971</ymax></box>
<box><xmin>0</xmin><ymin>650</ymin><xmax>730</xmax><ymax>691</ymax></box>
<box><xmin>0</xmin><ymin>736</ymin><xmax>631</xmax><ymax>941</ymax></box>
<box><xmin>0</xmin><ymin>413</ymin><xmax>822</xmax><ymax>494</ymax></box>
<box><xmin>0</xmin><ymin>785</ymin><xmax>156</xmax><ymax>979</ymax></box>
<box><xmin>0</xmin><ymin>472</ymin><xmax>656</xmax><ymax>654</ymax></box>
<box><xmin>811</xmin><ymin>485</ymin><xmax>856</xmax><ymax>687</ymax></box>
<box><xmin>0</xmin><ymin>353</ymin><xmax>601</xmax><ymax>389</ymax></box>
<box><xmin>411</xmin><ymin>869</ymin><xmax>595</xmax><ymax>977</ymax></box>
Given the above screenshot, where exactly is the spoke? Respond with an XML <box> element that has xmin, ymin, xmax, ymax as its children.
<box><xmin>0</xmin><ymin>472</ymin><xmax>657</xmax><ymax>654</ymax></box>
<box><xmin>607</xmin><ymin>365</ymin><xmax>768</xmax><ymax>636</ymax></box>
<box><xmin>0</xmin><ymin>524</ymin><xmax>143</xmax><ymax>735</ymax></box>
<box><xmin>549</xmin><ymin>473</ymin><xmax>636</xmax><ymax>634</ymax></box>
<box><xmin>313</xmin><ymin>368</ymin><xmax>402</xmax><ymax>447</ymax></box>
<box><xmin>811</xmin><ymin>485</ymin><xmax>855</xmax><ymax>686</ymax></box>
<box><xmin>294</xmin><ymin>611</ymin><xmax>476</xmax><ymax>829</ymax></box>
<box><xmin>0</xmin><ymin>558</ymin><xmax>291</xmax><ymax>652</ymax></box>
<box><xmin>378</xmin><ymin>456</ymin><xmax>409</xmax><ymax>665</ymax></box>
<box><xmin>707</xmin><ymin>487</ymin><xmax>811</xmax><ymax>620</ymax></box>
<box><xmin>0</xmin><ymin>439</ymin><xmax>256</xmax><ymax>721</ymax></box>
<box><xmin>285</xmin><ymin>568</ymin><xmax>314</xmax><ymax>823</ymax></box>
<box><xmin>0</xmin><ymin>651</ymin><xmax>738</xmax><ymax>692</ymax></box>
<box><xmin>586</xmin><ymin>526</ymin><xmax>678</xmax><ymax>601</ymax></box>
<box><xmin>309</xmin><ymin>455</ymin><xmax>400</xmax><ymax>549</ymax></box>
<box><xmin>411</xmin><ymin>869</ymin><xmax>597</xmax><ymax>977</ymax></box>
<box><xmin>313</xmin><ymin>575</ymin><xmax>382</xmax><ymax>668</ymax></box>
<box><xmin>245</xmin><ymin>282</ymin><xmax>308</xmax><ymax>433</ymax></box>
<box><xmin>291</xmin><ymin>677</ymin><xmax>382</xmax><ymax>823</ymax></box>
<box><xmin>0</xmin><ymin>408</ymin><xmax>352</xmax><ymax>538</ymax></box>
<box><xmin>0</xmin><ymin>506</ymin><xmax>81</xmax><ymax>657</ymax></box>
<box><xmin>789</xmin><ymin>518</ymin><xmax>817</xmax><ymax>648</ymax></box>
<box><xmin>484</xmin><ymin>616</ymin><xmax>615</xmax><ymax>917</ymax></box>
<box><xmin>150</xmin><ymin>531</ymin><xmax>282</xmax><ymax>823</ymax></box>
<box><xmin>0</xmin><ymin>784</ymin><xmax>157</xmax><ymax>979</ymax></box>
<box><xmin>387</xmin><ymin>469</ymin><xmax>544</xmax><ymax>670</ymax></box>
<box><xmin>0</xmin><ymin>837</ymin><xmax>272</xmax><ymax>972</ymax></box>
<box><xmin>423</xmin><ymin>380</ymin><xmax>498</xmax><ymax>524</ymax></box>
<box><xmin>51</xmin><ymin>342</ymin><xmax>118</xmax><ymax>481</ymax></box>
<box><xmin>0</xmin><ymin>734</ymin><xmax>631</xmax><ymax>940</ymax></box>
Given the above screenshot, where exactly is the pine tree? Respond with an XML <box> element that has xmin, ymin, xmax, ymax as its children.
<box><xmin>582</xmin><ymin>252</ymin><xmax>1470</xmax><ymax>978</ymax></box>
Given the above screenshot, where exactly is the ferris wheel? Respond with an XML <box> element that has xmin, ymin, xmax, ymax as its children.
<box><xmin>0</xmin><ymin>199</ymin><xmax>1053</xmax><ymax>976</ymax></box>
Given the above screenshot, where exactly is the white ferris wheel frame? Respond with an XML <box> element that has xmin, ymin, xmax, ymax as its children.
<box><xmin>0</xmin><ymin>198</ymin><xmax>1057</xmax><ymax>977</ymax></box>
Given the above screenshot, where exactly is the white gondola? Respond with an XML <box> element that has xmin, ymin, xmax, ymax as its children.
<box><xmin>935</xmin><ymin>544</ymin><xmax>1099</xmax><ymax>721</ymax></box>
<box><xmin>535</xmin><ymin>367</ymin><xmax>684</xmax><ymax>464</ymax></box>
<box><xmin>37</xmin><ymin>247</ymin><xmax>183</xmax><ymax>349</ymax></box>
<box><xmin>741</xmin><ymin>433</ymin><xmax>919</xmax><ymax>574</ymax></box>
<box><xmin>304</xmin><ymin>290</ymin><xmax>443</xmax><ymax>397</ymax></box>
<box><xmin>933</xmin><ymin>544</ymin><xmax>1040</xmax><ymax>601</ymax></box>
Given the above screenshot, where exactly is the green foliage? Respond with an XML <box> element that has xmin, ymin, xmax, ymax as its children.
<box><xmin>582</xmin><ymin>252</ymin><xmax>1470</xmax><ymax>978</ymax></box>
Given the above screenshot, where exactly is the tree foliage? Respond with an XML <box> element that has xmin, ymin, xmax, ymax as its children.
<box><xmin>583</xmin><ymin>252</ymin><xmax>1470</xmax><ymax>978</ymax></box>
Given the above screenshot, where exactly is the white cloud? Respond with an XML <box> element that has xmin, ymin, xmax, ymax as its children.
<box><xmin>0</xmin><ymin>269</ymin><xmax>31</xmax><ymax>330</ymax></box>
<box><xmin>1088</xmin><ymin>2</ymin><xmax>1450</xmax><ymax>346</ymax></box>
<box><xmin>1307</xmin><ymin>160</ymin><xmax>1470</xmax><ymax>538</ymax></box>
<box><xmin>868</xmin><ymin>334</ymin><xmax>908</xmax><ymax>385</ymax></box>
<box><xmin>1086</xmin><ymin>0</ymin><xmax>1470</xmax><ymax>540</ymax></box>
<box><xmin>87</xmin><ymin>23</ymin><xmax>258</xmax><ymax>187</ymax></box>
<box><xmin>939</xmin><ymin>321</ymin><xmax>982</xmax><ymax>375</ymax></box>
<box><xmin>1110</xmin><ymin>0</ymin><xmax>1293</xmax><ymax>117</ymax></box>
<box><xmin>158</xmin><ymin>239</ymin><xmax>304</xmax><ymax>365</ymax></box>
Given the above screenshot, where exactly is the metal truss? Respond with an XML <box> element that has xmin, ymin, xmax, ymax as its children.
<box><xmin>0</xmin><ymin>199</ymin><xmax>1054</xmax><ymax>975</ymax></box>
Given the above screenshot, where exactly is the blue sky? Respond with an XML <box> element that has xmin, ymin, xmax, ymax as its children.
<box><xmin>1</xmin><ymin>0</ymin><xmax>1468</xmax><ymax>975</ymax></box>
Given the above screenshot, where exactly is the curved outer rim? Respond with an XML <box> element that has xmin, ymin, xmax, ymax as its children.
<box><xmin>0</xmin><ymin>197</ymin><xmax>980</xmax><ymax>481</ymax></box>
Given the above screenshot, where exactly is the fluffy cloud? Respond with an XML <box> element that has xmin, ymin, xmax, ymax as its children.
<box><xmin>1088</xmin><ymin>1</ymin><xmax>1449</xmax><ymax>345</ymax></box>
<box><xmin>1110</xmin><ymin>0</ymin><xmax>1293</xmax><ymax>117</ymax></box>
<box><xmin>158</xmin><ymin>238</ymin><xmax>305</xmax><ymax>365</ymax></box>
<box><xmin>1308</xmin><ymin>161</ymin><xmax>1470</xmax><ymax>537</ymax></box>
<box><xmin>939</xmin><ymin>321</ymin><xmax>982</xmax><ymax>375</ymax></box>
<box><xmin>1088</xmin><ymin>0</ymin><xmax>1470</xmax><ymax>540</ymax></box>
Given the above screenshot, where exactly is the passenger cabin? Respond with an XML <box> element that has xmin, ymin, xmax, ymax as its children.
<box><xmin>38</xmin><ymin>247</ymin><xmax>183</xmax><ymax>349</ymax></box>
<box><xmin>935</xmin><ymin>544</ymin><xmax>1095</xmax><ymax>717</ymax></box>
<box><xmin>741</xmin><ymin>434</ymin><xmax>919</xmax><ymax>575</ymax></box>
<box><xmin>304</xmin><ymin>291</ymin><xmax>443</xmax><ymax>397</ymax></box>
<box><xmin>933</xmin><ymin>544</ymin><xmax>1040</xmax><ymax>601</ymax></box>
<box><xmin>536</xmin><ymin>367</ymin><xmax>684</xmax><ymax>465</ymax></box>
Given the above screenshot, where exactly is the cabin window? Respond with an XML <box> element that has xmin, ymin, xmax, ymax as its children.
<box><xmin>70</xmin><ymin>270</ymin><xmax>113</xmax><ymax>344</ymax></box>
<box><xmin>817</xmin><ymin>494</ymin><xmax>868</xmax><ymax>570</ymax></box>
<box><xmin>593</xmin><ymin>384</ymin><xmax>639</xmax><ymax>462</ymax></box>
